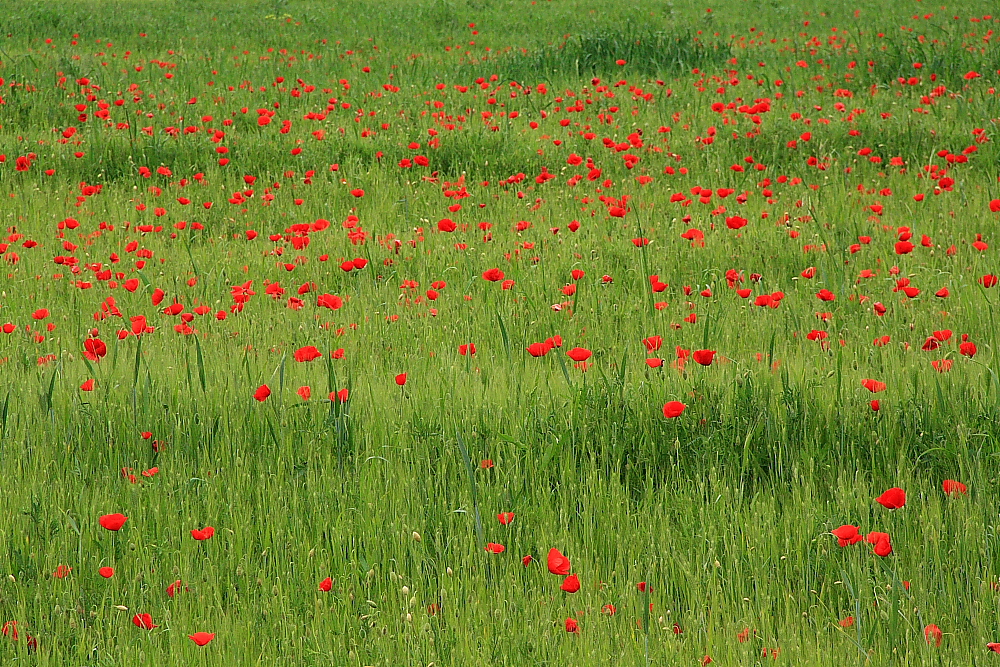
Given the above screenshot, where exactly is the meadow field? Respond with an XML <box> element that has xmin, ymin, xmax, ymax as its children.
<box><xmin>0</xmin><ymin>0</ymin><xmax>999</xmax><ymax>663</ymax></box>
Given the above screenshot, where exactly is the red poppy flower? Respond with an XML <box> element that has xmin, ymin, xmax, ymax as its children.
<box><xmin>191</xmin><ymin>526</ymin><xmax>215</xmax><ymax>541</ymax></box>
<box><xmin>988</xmin><ymin>643</ymin><xmax>1000</xmax><ymax>653</ymax></box>
<box><xmin>526</xmin><ymin>342</ymin><xmax>549</xmax><ymax>357</ymax></box>
<box><xmin>253</xmin><ymin>385</ymin><xmax>271</xmax><ymax>402</ymax></box>
<box><xmin>642</xmin><ymin>335</ymin><xmax>663</xmax><ymax>351</ymax></box>
<box><xmin>189</xmin><ymin>632</ymin><xmax>215</xmax><ymax>646</ymax></box>
<box><xmin>567</xmin><ymin>347</ymin><xmax>591</xmax><ymax>362</ymax></box>
<box><xmin>561</xmin><ymin>574</ymin><xmax>580</xmax><ymax>593</ymax></box>
<box><xmin>830</xmin><ymin>524</ymin><xmax>858</xmax><ymax>540</ymax></box>
<box><xmin>565</xmin><ymin>618</ymin><xmax>579</xmax><ymax>633</ymax></box>
<box><xmin>869</xmin><ymin>534</ymin><xmax>893</xmax><ymax>557</ymax></box>
<box><xmin>99</xmin><ymin>513</ymin><xmax>128</xmax><ymax>531</ymax></box>
<box><xmin>522</xmin><ymin>555</ymin><xmax>533</xmax><ymax>566</ymax></box>
<box><xmin>319</xmin><ymin>577</ymin><xmax>332</xmax><ymax>591</ymax></box>
<box><xmin>831</xmin><ymin>524</ymin><xmax>862</xmax><ymax>546</ymax></box>
<box><xmin>84</xmin><ymin>338</ymin><xmax>108</xmax><ymax>360</ymax></box>
<box><xmin>485</xmin><ymin>542</ymin><xmax>505</xmax><ymax>554</ymax></box>
<box><xmin>816</xmin><ymin>289</ymin><xmax>836</xmax><ymax>301</ymax></box>
<box><xmin>80</xmin><ymin>379</ymin><xmax>95</xmax><ymax>392</ymax></box>
<box><xmin>692</xmin><ymin>349</ymin><xmax>716</xmax><ymax>366</ymax></box>
<box><xmin>861</xmin><ymin>379</ymin><xmax>886</xmax><ymax>393</ymax></box>
<box><xmin>663</xmin><ymin>401</ymin><xmax>686</xmax><ymax>418</ymax></box>
<box><xmin>942</xmin><ymin>480</ymin><xmax>967</xmax><ymax>496</ymax></box>
<box><xmin>547</xmin><ymin>548</ymin><xmax>571</xmax><ymax>575</ymax></box>
<box><xmin>293</xmin><ymin>346</ymin><xmax>322</xmax><ymax>362</ymax></box>
<box><xmin>395</xmin><ymin>373</ymin><xmax>407</xmax><ymax>386</ymax></box>
<box><xmin>924</xmin><ymin>624</ymin><xmax>942</xmax><ymax>647</ymax></box>
<box><xmin>317</xmin><ymin>294</ymin><xmax>343</xmax><ymax>310</ymax></box>
<box><xmin>497</xmin><ymin>512</ymin><xmax>515</xmax><ymax>525</ymax></box>
<box><xmin>931</xmin><ymin>359</ymin><xmax>953</xmax><ymax>373</ymax></box>
<box><xmin>132</xmin><ymin>613</ymin><xmax>158</xmax><ymax>630</ymax></box>
<box><xmin>482</xmin><ymin>268</ymin><xmax>504</xmax><ymax>282</ymax></box>
<box><xmin>99</xmin><ymin>567</ymin><xmax>115</xmax><ymax>578</ymax></box>
<box><xmin>167</xmin><ymin>580</ymin><xmax>185</xmax><ymax>597</ymax></box>
<box><xmin>875</xmin><ymin>487</ymin><xmax>906</xmax><ymax>509</ymax></box>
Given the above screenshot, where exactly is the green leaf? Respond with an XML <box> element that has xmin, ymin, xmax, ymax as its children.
<box><xmin>194</xmin><ymin>335</ymin><xmax>207</xmax><ymax>393</ymax></box>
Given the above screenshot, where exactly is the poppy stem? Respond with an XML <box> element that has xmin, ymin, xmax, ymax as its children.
<box><xmin>642</xmin><ymin>583</ymin><xmax>650</xmax><ymax>665</ymax></box>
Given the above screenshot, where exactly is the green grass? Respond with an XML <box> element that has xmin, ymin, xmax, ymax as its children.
<box><xmin>0</xmin><ymin>0</ymin><xmax>999</xmax><ymax>663</ymax></box>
